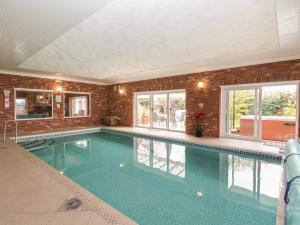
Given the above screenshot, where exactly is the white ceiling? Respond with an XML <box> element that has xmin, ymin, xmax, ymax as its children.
<box><xmin>0</xmin><ymin>0</ymin><xmax>299</xmax><ymax>84</ymax></box>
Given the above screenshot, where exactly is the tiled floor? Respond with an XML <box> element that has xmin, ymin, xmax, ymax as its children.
<box><xmin>0</xmin><ymin>141</ymin><xmax>136</xmax><ymax>225</ymax></box>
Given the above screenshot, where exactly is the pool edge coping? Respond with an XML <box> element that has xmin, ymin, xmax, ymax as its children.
<box><xmin>276</xmin><ymin>160</ymin><xmax>286</xmax><ymax>225</ymax></box>
<box><xmin>13</xmin><ymin>142</ymin><xmax>138</xmax><ymax>225</ymax></box>
<box><xmin>101</xmin><ymin>127</ymin><xmax>282</xmax><ymax>161</ymax></box>
<box><xmin>16</xmin><ymin>127</ymin><xmax>282</xmax><ymax>161</ymax></box>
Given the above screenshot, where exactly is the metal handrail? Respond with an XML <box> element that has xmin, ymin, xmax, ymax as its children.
<box><xmin>4</xmin><ymin>120</ymin><xmax>18</xmax><ymax>143</ymax></box>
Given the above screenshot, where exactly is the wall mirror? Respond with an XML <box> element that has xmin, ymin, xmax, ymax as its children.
<box><xmin>64</xmin><ymin>91</ymin><xmax>91</xmax><ymax>118</ymax></box>
<box><xmin>14</xmin><ymin>88</ymin><xmax>53</xmax><ymax>120</ymax></box>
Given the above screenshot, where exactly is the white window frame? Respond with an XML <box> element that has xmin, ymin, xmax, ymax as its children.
<box><xmin>14</xmin><ymin>88</ymin><xmax>54</xmax><ymax>121</ymax></box>
<box><xmin>63</xmin><ymin>91</ymin><xmax>91</xmax><ymax>118</ymax></box>
<box><xmin>220</xmin><ymin>81</ymin><xmax>299</xmax><ymax>141</ymax></box>
<box><xmin>134</xmin><ymin>89</ymin><xmax>186</xmax><ymax>132</ymax></box>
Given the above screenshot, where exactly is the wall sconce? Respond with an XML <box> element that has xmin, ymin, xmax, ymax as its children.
<box><xmin>113</xmin><ymin>85</ymin><xmax>124</xmax><ymax>94</ymax></box>
<box><xmin>55</xmin><ymin>80</ymin><xmax>62</xmax><ymax>92</ymax></box>
<box><xmin>56</xmin><ymin>86</ymin><xmax>62</xmax><ymax>92</ymax></box>
<box><xmin>118</xmin><ymin>85</ymin><xmax>124</xmax><ymax>94</ymax></box>
<box><xmin>197</xmin><ymin>81</ymin><xmax>204</xmax><ymax>89</ymax></box>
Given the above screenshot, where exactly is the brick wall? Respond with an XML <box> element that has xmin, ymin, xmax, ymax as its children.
<box><xmin>107</xmin><ymin>59</ymin><xmax>300</xmax><ymax>137</ymax></box>
<box><xmin>1</xmin><ymin>59</ymin><xmax>300</xmax><ymax>137</ymax></box>
<box><xmin>0</xmin><ymin>74</ymin><xmax>108</xmax><ymax>134</ymax></box>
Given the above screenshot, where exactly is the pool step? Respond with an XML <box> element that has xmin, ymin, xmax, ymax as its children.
<box><xmin>19</xmin><ymin>139</ymin><xmax>55</xmax><ymax>151</ymax></box>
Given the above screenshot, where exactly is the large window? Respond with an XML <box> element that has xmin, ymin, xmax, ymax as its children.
<box><xmin>14</xmin><ymin>88</ymin><xmax>53</xmax><ymax>120</ymax></box>
<box><xmin>64</xmin><ymin>92</ymin><xmax>91</xmax><ymax>118</ymax></box>
<box><xmin>221</xmin><ymin>82</ymin><xmax>299</xmax><ymax>141</ymax></box>
<box><xmin>135</xmin><ymin>90</ymin><xmax>186</xmax><ymax>131</ymax></box>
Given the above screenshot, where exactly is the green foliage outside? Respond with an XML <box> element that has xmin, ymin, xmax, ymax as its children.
<box><xmin>262</xmin><ymin>91</ymin><xmax>296</xmax><ymax>116</ymax></box>
<box><xmin>229</xmin><ymin>90</ymin><xmax>255</xmax><ymax>130</ymax></box>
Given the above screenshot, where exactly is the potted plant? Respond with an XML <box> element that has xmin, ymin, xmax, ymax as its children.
<box><xmin>102</xmin><ymin>116</ymin><xmax>121</xmax><ymax>126</ymax></box>
<box><xmin>195</xmin><ymin>112</ymin><xmax>205</xmax><ymax>137</ymax></box>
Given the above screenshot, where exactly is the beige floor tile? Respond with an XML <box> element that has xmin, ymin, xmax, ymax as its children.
<box><xmin>22</xmin><ymin>193</ymin><xmax>67</xmax><ymax>213</ymax></box>
<box><xmin>87</xmin><ymin>212</ymin><xmax>109</xmax><ymax>225</ymax></box>
<box><xmin>6</xmin><ymin>212</ymin><xmax>53</xmax><ymax>225</ymax></box>
<box><xmin>47</xmin><ymin>211</ymin><xmax>92</xmax><ymax>225</ymax></box>
<box><xmin>0</xmin><ymin>140</ymin><xmax>135</xmax><ymax>225</ymax></box>
<box><xmin>0</xmin><ymin>195</ymin><xmax>34</xmax><ymax>213</ymax></box>
<box><xmin>0</xmin><ymin>213</ymin><xmax>17</xmax><ymax>225</ymax></box>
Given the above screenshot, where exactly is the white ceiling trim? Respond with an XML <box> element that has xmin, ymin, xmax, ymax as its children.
<box><xmin>105</xmin><ymin>54</ymin><xmax>300</xmax><ymax>84</ymax></box>
<box><xmin>0</xmin><ymin>69</ymin><xmax>107</xmax><ymax>85</ymax></box>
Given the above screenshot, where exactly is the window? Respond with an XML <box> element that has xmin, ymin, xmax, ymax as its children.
<box><xmin>64</xmin><ymin>92</ymin><xmax>91</xmax><ymax>118</ymax></box>
<box><xmin>221</xmin><ymin>82</ymin><xmax>299</xmax><ymax>141</ymax></box>
<box><xmin>14</xmin><ymin>88</ymin><xmax>53</xmax><ymax>120</ymax></box>
<box><xmin>135</xmin><ymin>90</ymin><xmax>186</xmax><ymax>131</ymax></box>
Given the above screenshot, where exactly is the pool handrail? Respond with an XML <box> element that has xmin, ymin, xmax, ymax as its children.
<box><xmin>3</xmin><ymin>120</ymin><xmax>18</xmax><ymax>143</ymax></box>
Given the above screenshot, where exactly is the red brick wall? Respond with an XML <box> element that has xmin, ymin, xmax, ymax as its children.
<box><xmin>107</xmin><ymin>59</ymin><xmax>300</xmax><ymax>136</ymax></box>
<box><xmin>1</xmin><ymin>59</ymin><xmax>300</xmax><ymax>137</ymax></box>
<box><xmin>0</xmin><ymin>74</ymin><xmax>108</xmax><ymax>134</ymax></box>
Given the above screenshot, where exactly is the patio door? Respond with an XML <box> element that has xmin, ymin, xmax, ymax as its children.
<box><xmin>135</xmin><ymin>90</ymin><xmax>186</xmax><ymax>131</ymax></box>
<box><xmin>153</xmin><ymin>94</ymin><xmax>168</xmax><ymax>129</ymax></box>
<box><xmin>261</xmin><ymin>85</ymin><xmax>298</xmax><ymax>141</ymax></box>
<box><xmin>221</xmin><ymin>82</ymin><xmax>299</xmax><ymax>141</ymax></box>
<box><xmin>136</xmin><ymin>94</ymin><xmax>151</xmax><ymax>127</ymax></box>
<box><xmin>226</xmin><ymin>88</ymin><xmax>258</xmax><ymax>138</ymax></box>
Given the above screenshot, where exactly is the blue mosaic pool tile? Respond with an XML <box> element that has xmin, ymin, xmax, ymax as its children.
<box><xmin>15</xmin><ymin>127</ymin><xmax>282</xmax><ymax>161</ymax></box>
<box><xmin>15</xmin><ymin>128</ymin><xmax>101</xmax><ymax>142</ymax></box>
<box><xmin>101</xmin><ymin>128</ymin><xmax>282</xmax><ymax>161</ymax></box>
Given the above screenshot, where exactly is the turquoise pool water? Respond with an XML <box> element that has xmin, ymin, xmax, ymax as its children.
<box><xmin>20</xmin><ymin>131</ymin><xmax>281</xmax><ymax>225</ymax></box>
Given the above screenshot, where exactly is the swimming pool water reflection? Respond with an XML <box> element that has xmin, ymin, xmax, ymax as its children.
<box><xmin>23</xmin><ymin>132</ymin><xmax>280</xmax><ymax>225</ymax></box>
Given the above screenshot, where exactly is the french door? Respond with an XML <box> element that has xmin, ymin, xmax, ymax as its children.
<box><xmin>221</xmin><ymin>83</ymin><xmax>299</xmax><ymax>141</ymax></box>
<box><xmin>135</xmin><ymin>90</ymin><xmax>186</xmax><ymax>131</ymax></box>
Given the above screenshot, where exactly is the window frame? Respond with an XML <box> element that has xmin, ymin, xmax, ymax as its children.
<box><xmin>220</xmin><ymin>81</ymin><xmax>299</xmax><ymax>141</ymax></box>
<box><xmin>134</xmin><ymin>89</ymin><xmax>186</xmax><ymax>132</ymax></box>
<box><xmin>14</xmin><ymin>88</ymin><xmax>54</xmax><ymax>121</ymax></box>
<box><xmin>63</xmin><ymin>91</ymin><xmax>91</xmax><ymax>118</ymax></box>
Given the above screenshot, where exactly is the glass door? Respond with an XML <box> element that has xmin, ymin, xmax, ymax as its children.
<box><xmin>222</xmin><ymin>82</ymin><xmax>298</xmax><ymax>141</ymax></box>
<box><xmin>152</xmin><ymin>94</ymin><xmax>168</xmax><ymax>129</ymax></box>
<box><xmin>136</xmin><ymin>94</ymin><xmax>151</xmax><ymax>127</ymax></box>
<box><xmin>261</xmin><ymin>85</ymin><xmax>297</xmax><ymax>141</ymax></box>
<box><xmin>227</xmin><ymin>88</ymin><xmax>258</xmax><ymax>138</ymax></box>
<box><xmin>135</xmin><ymin>90</ymin><xmax>186</xmax><ymax>131</ymax></box>
<box><xmin>169</xmin><ymin>92</ymin><xmax>186</xmax><ymax>131</ymax></box>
